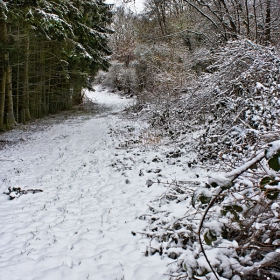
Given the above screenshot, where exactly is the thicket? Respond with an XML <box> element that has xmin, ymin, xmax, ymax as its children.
<box><xmin>98</xmin><ymin>0</ymin><xmax>280</xmax><ymax>99</ymax></box>
<box><xmin>0</xmin><ymin>0</ymin><xmax>113</xmax><ymax>131</ymax></box>
<box><xmin>139</xmin><ymin>40</ymin><xmax>280</xmax><ymax>280</ymax></box>
<box><xmin>100</xmin><ymin>1</ymin><xmax>280</xmax><ymax>279</ymax></box>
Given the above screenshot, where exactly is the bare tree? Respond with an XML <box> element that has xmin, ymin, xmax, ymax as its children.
<box><xmin>181</xmin><ymin>0</ymin><xmax>280</xmax><ymax>44</ymax></box>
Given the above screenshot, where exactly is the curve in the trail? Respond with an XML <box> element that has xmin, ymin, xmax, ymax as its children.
<box><xmin>0</xmin><ymin>87</ymin><xmax>169</xmax><ymax>280</ymax></box>
<box><xmin>85</xmin><ymin>85</ymin><xmax>134</xmax><ymax>111</ymax></box>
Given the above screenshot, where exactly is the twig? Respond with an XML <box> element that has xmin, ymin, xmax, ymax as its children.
<box><xmin>198</xmin><ymin>150</ymin><xmax>268</xmax><ymax>279</ymax></box>
<box><xmin>226</xmin><ymin>150</ymin><xmax>265</xmax><ymax>180</ymax></box>
<box><xmin>198</xmin><ymin>187</ymin><xmax>222</xmax><ymax>280</ymax></box>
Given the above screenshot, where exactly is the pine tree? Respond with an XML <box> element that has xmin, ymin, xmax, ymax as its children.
<box><xmin>0</xmin><ymin>0</ymin><xmax>113</xmax><ymax>130</ymax></box>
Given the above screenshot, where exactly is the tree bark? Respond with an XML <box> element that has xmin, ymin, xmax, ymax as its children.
<box><xmin>6</xmin><ymin>62</ymin><xmax>15</xmax><ymax>128</ymax></box>
<box><xmin>253</xmin><ymin>0</ymin><xmax>258</xmax><ymax>42</ymax></box>
<box><xmin>153</xmin><ymin>0</ymin><xmax>165</xmax><ymax>36</ymax></box>
<box><xmin>244</xmin><ymin>0</ymin><xmax>250</xmax><ymax>37</ymax></box>
<box><xmin>22</xmin><ymin>35</ymin><xmax>31</xmax><ymax>121</ymax></box>
<box><xmin>0</xmin><ymin>61</ymin><xmax>6</xmax><ymax>131</ymax></box>
<box><xmin>38</xmin><ymin>42</ymin><xmax>45</xmax><ymax>117</ymax></box>
<box><xmin>0</xmin><ymin>19</ymin><xmax>7</xmax><ymax>131</ymax></box>
<box><xmin>265</xmin><ymin>0</ymin><xmax>271</xmax><ymax>43</ymax></box>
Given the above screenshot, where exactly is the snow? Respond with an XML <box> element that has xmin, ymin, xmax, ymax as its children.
<box><xmin>266</xmin><ymin>140</ymin><xmax>280</xmax><ymax>159</ymax></box>
<box><xmin>208</xmin><ymin>173</ymin><xmax>232</xmax><ymax>187</ymax></box>
<box><xmin>203</xmin><ymin>220</ymin><xmax>223</xmax><ymax>235</ymax></box>
<box><xmin>84</xmin><ymin>85</ymin><xmax>134</xmax><ymax>111</ymax></box>
<box><xmin>0</xmin><ymin>87</ymin><xmax>170</xmax><ymax>280</ymax></box>
<box><xmin>271</xmin><ymin>202</ymin><xmax>280</xmax><ymax>217</ymax></box>
<box><xmin>255</xmin><ymin>82</ymin><xmax>266</xmax><ymax>91</ymax></box>
<box><xmin>105</xmin><ymin>0</ymin><xmax>145</xmax><ymax>13</ymax></box>
<box><xmin>1</xmin><ymin>83</ymin><xmax>278</xmax><ymax>279</ymax></box>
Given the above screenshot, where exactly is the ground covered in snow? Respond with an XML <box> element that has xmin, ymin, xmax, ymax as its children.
<box><xmin>0</xmin><ymin>86</ymin><xmax>205</xmax><ymax>280</ymax></box>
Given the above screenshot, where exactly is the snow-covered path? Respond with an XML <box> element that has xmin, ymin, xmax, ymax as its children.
<box><xmin>0</xmin><ymin>87</ymin><xmax>170</xmax><ymax>280</ymax></box>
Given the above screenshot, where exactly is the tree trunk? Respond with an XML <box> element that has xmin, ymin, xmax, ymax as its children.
<box><xmin>244</xmin><ymin>0</ymin><xmax>250</xmax><ymax>37</ymax></box>
<box><xmin>154</xmin><ymin>1</ymin><xmax>165</xmax><ymax>36</ymax></box>
<box><xmin>0</xmin><ymin>62</ymin><xmax>6</xmax><ymax>131</ymax></box>
<box><xmin>6</xmin><ymin>62</ymin><xmax>15</xmax><ymax>128</ymax></box>
<box><xmin>22</xmin><ymin>35</ymin><xmax>31</xmax><ymax>121</ymax></box>
<box><xmin>253</xmin><ymin>0</ymin><xmax>258</xmax><ymax>42</ymax></box>
<box><xmin>38</xmin><ymin>41</ymin><xmax>45</xmax><ymax>117</ymax></box>
<box><xmin>265</xmin><ymin>0</ymin><xmax>271</xmax><ymax>43</ymax></box>
<box><xmin>0</xmin><ymin>19</ymin><xmax>7</xmax><ymax>131</ymax></box>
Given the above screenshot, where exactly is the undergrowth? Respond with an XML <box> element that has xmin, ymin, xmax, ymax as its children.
<box><xmin>133</xmin><ymin>40</ymin><xmax>280</xmax><ymax>280</ymax></box>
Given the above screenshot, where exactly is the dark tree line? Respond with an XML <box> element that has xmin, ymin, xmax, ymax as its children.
<box><xmin>0</xmin><ymin>0</ymin><xmax>113</xmax><ymax>131</ymax></box>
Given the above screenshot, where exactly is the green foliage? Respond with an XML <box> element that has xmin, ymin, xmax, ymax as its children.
<box><xmin>259</xmin><ymin>176</ymin><xmax>280</xmax><ymax>200</ymax></box>
<box><xmin>221</xmin><ymin>205</ymin><xmax>243</xmax><ymax>220</ymax></box>
<box><xmin>192</xmin><ymin>188</ymin><xmax>212</xmax><ymax>208</ymax></box>
<box><xmin>267</xmin><ymin>151</ymin><xmax>280</xmax><ymax>171</ymax></box>
<box><xmin>204</xmin><ymin>230</ymin><xmax>217</xmax><ymax>245</ymax></box>
<box><xmin>262</xmin><ymin>148</ymin><xmax>280</xmax><ymax>199</ymax></box>
<box><xmin>260</xmin><ymin>176</ymin><xmax>273</xmax><ymax>186</ymax></box>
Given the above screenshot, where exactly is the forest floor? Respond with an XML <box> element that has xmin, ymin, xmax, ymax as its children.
<box><xmin>0</xmin><ymin>86</ymin><xmax>206</xmax><ymax>280</ymax></box>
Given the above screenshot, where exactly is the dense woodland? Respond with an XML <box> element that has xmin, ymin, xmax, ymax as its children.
<box><xmin>0</xmin><ymin>0</ymin><xmax>113</xmax><ymax>131</ymax></box>
<box><xmin>1</xmin><ymin>0</ymin><xmax>280</xmax><ymax>279</ymax></box>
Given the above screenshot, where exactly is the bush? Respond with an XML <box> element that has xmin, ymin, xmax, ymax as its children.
<box><xmin>95</xmin><ymin>61</ymin><xmax>139</xmax><ymax>95</ymax></box>
<box><xmin>141</xmin><ymin>141</ymin><xmax>280</xmax><ymax>280</ymax></box>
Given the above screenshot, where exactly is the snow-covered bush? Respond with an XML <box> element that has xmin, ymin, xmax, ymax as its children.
<box><xmin>147</xmin><ymin>40</ymin><xmax>280</xmax><ymax>166</ymax></box>
<box><xmin>133</xmin><ymin>43</ymin><xmax>197</xmax><ymax>101</ymax></box>
<box><xmin>192</xmin><ymin>40</ymin><xmax>280</xmax><ymax>166</ymax></box>
<box><xmin>95</xmin><ymin>61</ymin><xmax>139</xmax><ymax>94</ymax></box>
<box><xmin>97</xmin><ymin>42</ymin><xmax>200</xmax><ymax>101</ymax></box>
<box><xmin>141</xmin><ymin>141</ymin><xmax>280</xmax><ymax>279</ymax></box>
<box><xmin>132</xmin><ymin>39</ymin><xmax>280</xmax><ymax>280</ymax></box>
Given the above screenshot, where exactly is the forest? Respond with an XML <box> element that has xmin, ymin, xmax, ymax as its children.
<box><xmin>1</xmin><ymin>0</ymin><xmax>280</xmax><ymax>279</ymax></box>
<box><xmin>0</xmin><ymin>0</ymin><xmax>113</xmax><ymax>130</ymax></box>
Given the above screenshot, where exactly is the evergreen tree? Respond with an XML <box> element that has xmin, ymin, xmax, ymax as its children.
<box><xmin>0</xmin><ymin>0</ymin><xmax>113</xmax><ymax>130</ymax></box>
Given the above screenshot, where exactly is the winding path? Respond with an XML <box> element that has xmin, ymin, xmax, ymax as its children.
<box><xmin>0</xmin><ymin>87</ymin><xmax>169</xmax><ymax>280</ymax></box>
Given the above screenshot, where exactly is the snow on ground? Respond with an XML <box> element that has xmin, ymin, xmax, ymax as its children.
<box><xmin>84</xmin><ymin>85</ymin><xmax>134</xmax><ymax>112</ymax></box>
<box><xmin>0</xmin><ymin>87</ymin><xmax>201</xmax><ymax>280</ymax></box>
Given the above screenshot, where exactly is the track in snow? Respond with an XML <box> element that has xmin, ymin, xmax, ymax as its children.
<box><xmin>0</xmin><ymin>86</ymin><xmax>170</xmax><ymax>280</ymax></box>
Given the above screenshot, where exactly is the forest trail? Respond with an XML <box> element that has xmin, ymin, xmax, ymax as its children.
<box><xmin>0</xmin><ymin>87</ymin><xmax>171</xmax><ymax>280</ymax></box>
